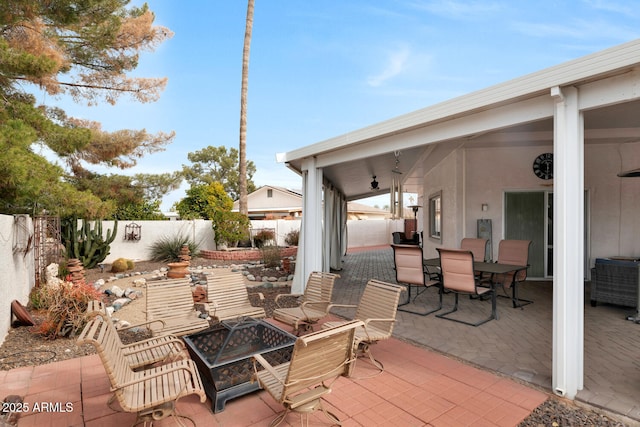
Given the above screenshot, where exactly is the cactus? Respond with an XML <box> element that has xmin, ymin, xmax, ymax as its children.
<box><xmin>62</xmin><ymin>218</ymin><xmax>118</xmax><ymax>269</ymax></box>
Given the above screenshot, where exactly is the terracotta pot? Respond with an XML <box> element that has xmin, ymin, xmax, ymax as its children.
<box><xmin>167</xmin><ymin>261</ymin><xmax>189</xmax><ymax>279</ymax></box>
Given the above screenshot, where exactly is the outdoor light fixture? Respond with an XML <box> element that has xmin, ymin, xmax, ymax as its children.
<box><xmin>407</xmin><ymin>204</ymin><xmax>422</xmax><ymax>218</ymax></box>
<box><xmin>370</xmin><ymin>176</ymin><xmax>379</xmax><ymax>190</ymax></box>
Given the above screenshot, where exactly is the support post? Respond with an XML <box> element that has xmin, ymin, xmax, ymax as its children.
<box><xmin>551</xmin><ymin>85</ymin><xmax>584</xmax><ymax>399</ymax></box>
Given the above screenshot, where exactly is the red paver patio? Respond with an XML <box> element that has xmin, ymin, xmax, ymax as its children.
<box><xmin>1</xmin><ymin>317</ymin><xmax>548</xmax><ymax>427</ymax></box>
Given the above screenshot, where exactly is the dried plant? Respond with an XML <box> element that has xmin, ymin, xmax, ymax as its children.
<box><xmin>31</xmin><ymin>282</ymin><xmax>101</xmax><ymax>339</ymax></box>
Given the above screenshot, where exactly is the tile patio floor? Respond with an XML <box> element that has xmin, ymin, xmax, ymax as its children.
<box><xmin>1</xmin><ymin>316</ymin><xmax>547</xmax><ymax>426</ymax></box>
<box><xmin>1</xmin><ymin>245</ymin><xmax>638</xmax><ymax>426</ymax></box>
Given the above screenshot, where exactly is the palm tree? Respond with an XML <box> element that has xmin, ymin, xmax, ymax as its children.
<box><xmin>239</xmin><ymin>0</ymin><xmax>255</xmax><ymax>216</ymax></box>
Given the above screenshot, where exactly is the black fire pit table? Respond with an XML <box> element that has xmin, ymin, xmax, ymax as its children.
<box><xmin>183</xmin><ymin>318</ymin><xmax>297</xmax><ymax>413</ymax></box>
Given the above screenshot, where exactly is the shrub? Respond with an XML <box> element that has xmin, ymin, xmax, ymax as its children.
<box><xmin>261</xmin><ymin>245</ymin><xmax>282</xmax><ymax>268</ymax></box>
<box><xmin>284</xmin><ymin>229</ymin><xmax>299</xmax><ymax>246</ymax></box>
<box><xmin>254</xmin><ymin>229</ymin><xmax>275</xmax><ymax>248</ymax></box>
<box><xmin>212</xmin><ymin>211</ymin><xmax>250</xmax><ymax>246</ymax></box>
<box><xmin>149</xmin><ymin>234</ymin><xmax>199</xmax><ymax>262</ymax></box>
<box><xmin>31</xmin><ymin>281</ymin><xmax>102</xmax><ymax>339</ymax></box>
<box><xmin>110</xmin><ymin>257</ymin><xmax>130</xmax><ymax>273</ymax></box>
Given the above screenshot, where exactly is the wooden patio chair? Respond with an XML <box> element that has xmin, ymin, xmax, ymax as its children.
<box><xmin>436</xmin><ymin>248</ymin><xmax>496</xmax><ymax>326</ymax></box>
<box><xmin>252</xmin><ymin>320</ymin><xmax>363</xmax><ymax>427</ymax></box>
<box><xmin>392</xmin><ymin>244</ymin><xmax>442</xmax><ymax>315</ymax></box>
<box><xmin>86</xmin><ymin>300</ymin><xmax>188</xmax><ymax>370</ymax></box>
<box><xmin>322</xmin><ymin>279</ymin><xmax>405</xmax><ymax>374</ymax></box>
<box><xmin>145</xmin><ymin>278</ymin><xmax>211</xmax><ymax>336</ymax></box>
<box><xmin>272</xmin><ymin>271</ymin><xmax>340</xmax><ymax>334</ymax></box>
<box><xmin>492</xmin><ymin>239</ymin><xmax>532</xmax><ymax>307</ymax></box>
<box><xmin>205</xmin><ymin>272</ymin><xmax>266</xmax><ymax>321</ymax></box>
<box><xmin>77</xmin><ymin>315</ymin><xmax>206</xmax><ymax>427</ymax></box>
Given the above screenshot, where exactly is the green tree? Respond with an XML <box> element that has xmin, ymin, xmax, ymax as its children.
<box><xmin>174</xmin><ymin>182</ymin><xmax>232</xmax><ymax>220</ymax></box>
<box><xmin>0</xmin><ymin>0</ymin><xmax>175</xmax><ymax>217</ymax></box>
<box><xmin>181</xmin><ymin>146</ymin><xmax>256</xmax><ymax>201</ymax></box>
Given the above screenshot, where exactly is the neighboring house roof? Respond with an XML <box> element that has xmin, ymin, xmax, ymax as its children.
<box><xmin>233</xmin><ymin>185</ymin><xmax>390</xmax><ymax>219</ymax></box>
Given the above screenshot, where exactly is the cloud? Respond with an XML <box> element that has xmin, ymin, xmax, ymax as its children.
<box><xmin>582</xmin><ymin>0</ymin><xmax>639</xmax><ymax>17</ymax></box>
<box><xmin>407</xmin><ymin>0</ymin><xmax>504</xmax><ymax>20</ymax></box>
<box><xmin>366</xmin><ymin>46</ymin><xmax>411</xmax><ymax>87</ymax></box>
<box><xmin>513</xmin><ymin>18</ymin><xmax>638</xmax><ymax>41</ymax></box>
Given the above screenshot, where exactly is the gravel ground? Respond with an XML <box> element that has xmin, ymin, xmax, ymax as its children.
<box><xmin>0</xmin><ymin>258</ymin><xmax>632</xmax><ymax>426</ymax></box>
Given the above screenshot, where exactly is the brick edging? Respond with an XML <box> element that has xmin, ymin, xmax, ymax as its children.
<box><xmin>200</xmin><ymin>246</ymin><xmax>298</xmax><ymax>261</ymax></box>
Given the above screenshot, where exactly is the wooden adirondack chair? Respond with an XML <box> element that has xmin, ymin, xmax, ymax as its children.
<box><xmin>77</xmin><ymin>315</ymin><xmax>206</xmax><ymax>426</ymax></box>
<box><xmin>272</xmin><ymin>271</ymin><xmax>340</xmax><ymax>334</ymax></box>
<box><xmin>252</xmin><ymin>320</ymin><xmax>363</xmax><ymax>427</ymax></box>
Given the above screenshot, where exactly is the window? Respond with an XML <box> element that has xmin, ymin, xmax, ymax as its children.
<box><xmin>429</xmin><ymin>191</ymin><xmax>442</xmax><ymax>241</ymax></box>
<box><xmin>267</xmin><ymin>189</ymin><xmax>273</xmax><ymax>198</ymax></box>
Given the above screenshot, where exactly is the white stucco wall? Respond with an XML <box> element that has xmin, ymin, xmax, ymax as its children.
<box><xmin>0</xmin><ymin>214</ymin><xmax>36</xmax><ymax>346</ymax></box>
<box><xmin>420</xmin><ymin>142</ymin><xmax>640</xmax><ymax>267</ymax></box>
<box><xmin>421</xmin><ymin>150</ymin><xmax>464</xmax><ymax>259</ymax></box>
<box><xmin>585</xmin><ymin>142</ymin><xmax>640</xmax><ymax>260</ymax></box>
<box><xmin>102</xmin><ymin>220</ymin><xmax>217</xmax><ymax>263</ymax></box>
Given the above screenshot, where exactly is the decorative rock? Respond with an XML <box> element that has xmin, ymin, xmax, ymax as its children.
<box><xmin>111</xmin><ymin>285</ymin><xmax>124</xmax><ymax>298</ymax></box>
<box><xmin>115</xmin><ymin>320</ymin><xmax>131</xmax><ymax>329</ymax></box>
<box><xmin>132</xmin><ymin>278</ymin><xmax>146</xmax><ymax>287</ymax></box>
<box><xmin>246</xmin><ymin>274</ymin><xmax>256</xmax><ymax>281</ymax></box>
<box><xmin>267</xmin><ymin>276</ymin><xmax>278</xmax><ymax>282</ymax></box>
<box><xmin>94</xmin><ymin>278</ymin><xmax>105</xmax><ymax>288</ymax></box>
<box><xmin>278</xmin><ymin>277</ymin><xmax>288</xmax><ymax>282</ymax></box>
<box><xmin>112</xmin><ymin>297</ymin><xmax>131</xmax><ymax>311</ymax></box>
<box><xmin>105</xmin><ymin>306</ymin><xmax>115</xmax><ymax>317</ymax></box>
<box><xmin>288</xmin><ymin>274</ymin><xmax>295</xmax><ymax>281</ymax></box>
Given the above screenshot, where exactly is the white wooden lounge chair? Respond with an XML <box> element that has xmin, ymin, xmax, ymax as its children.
<box><xmin>272</xmin><ymin>271</ymin><xmax>340</xmax><ymax>334</ymax></box>
<box><xmin>252</xmin><ymin>320</ymin><xmax>363</xmax><ymax>427</ymax></box>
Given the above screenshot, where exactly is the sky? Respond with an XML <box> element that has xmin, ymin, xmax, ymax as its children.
<box><xmin>35</xmin><ymin>0</ymin><xmax>640</xmax><ymax>211</ymax></box>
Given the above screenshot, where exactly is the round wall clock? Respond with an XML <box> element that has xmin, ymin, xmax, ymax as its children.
<box><xmin>533</xmin><ymin>153</ymin><xmax>553</xmax><ymax>180</ymax></box>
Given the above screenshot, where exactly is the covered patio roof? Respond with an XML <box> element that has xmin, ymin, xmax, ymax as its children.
<box><xmin>277</xmin><ymin>39</ymin><xmax>640</xmax><ymax>200</ymax></box>
<box><xmin>275</xmin><ymin>38</ymin><xmax>640</xmax><ymax>404</ymax></box>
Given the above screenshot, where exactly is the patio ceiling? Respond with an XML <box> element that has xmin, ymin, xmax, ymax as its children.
<box><xmin>283</xmin><ymin>98</ymin><xmax>640</xmax><ymax>201</ymax></box>
<box><xmin>278</xmin><ymin>40</ymin><xmax>640</xmax><ymax>201</ymax></box>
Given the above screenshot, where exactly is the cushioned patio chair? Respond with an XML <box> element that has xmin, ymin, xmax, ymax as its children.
<box><xmin>322</xmin><ymin>279</ymin><xmax>405</xmax><ymax>374</ymax></box>
<box><xmin>77</xmin><ymin>315</ymin><xmax>206</xmax><ymax>427</ymax></box>
<box><xmin>252</xmin><ymin>320</ymin><xmax>363</xmax><ymax>427</ymax></box>
<box><xmin>86</xmin><ymin>300</ymin><xmax>188</xmax><ymax>370</ymax></box>
<box><xmin>145</xmin><ymin>278</ymin><xmax>211</xmax><ymax>336</ymax></box>
<box><xmin>272</xmin><ymin>271</ymin><xmax>340</xmax><ymax>334</ymax></box>
<box><xmin>392</xmin><ymin>244</ymin><xmax>442</xmax><ymax>315</ymax></box>
<box><xmin>491</xmin><ymin>239</ymin><xmax>532</xmax><ymax>307</ymax></box>
<box><xmin>436</xmin><ymin>248</ymin><xmax>496</xmax><ymax>326</ymax></box>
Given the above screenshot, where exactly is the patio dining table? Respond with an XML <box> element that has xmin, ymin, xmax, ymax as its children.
<box><xmin>423</xmin><ymin>257</ymin><xmax>529</xmax><ymax>319</ymax></box>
